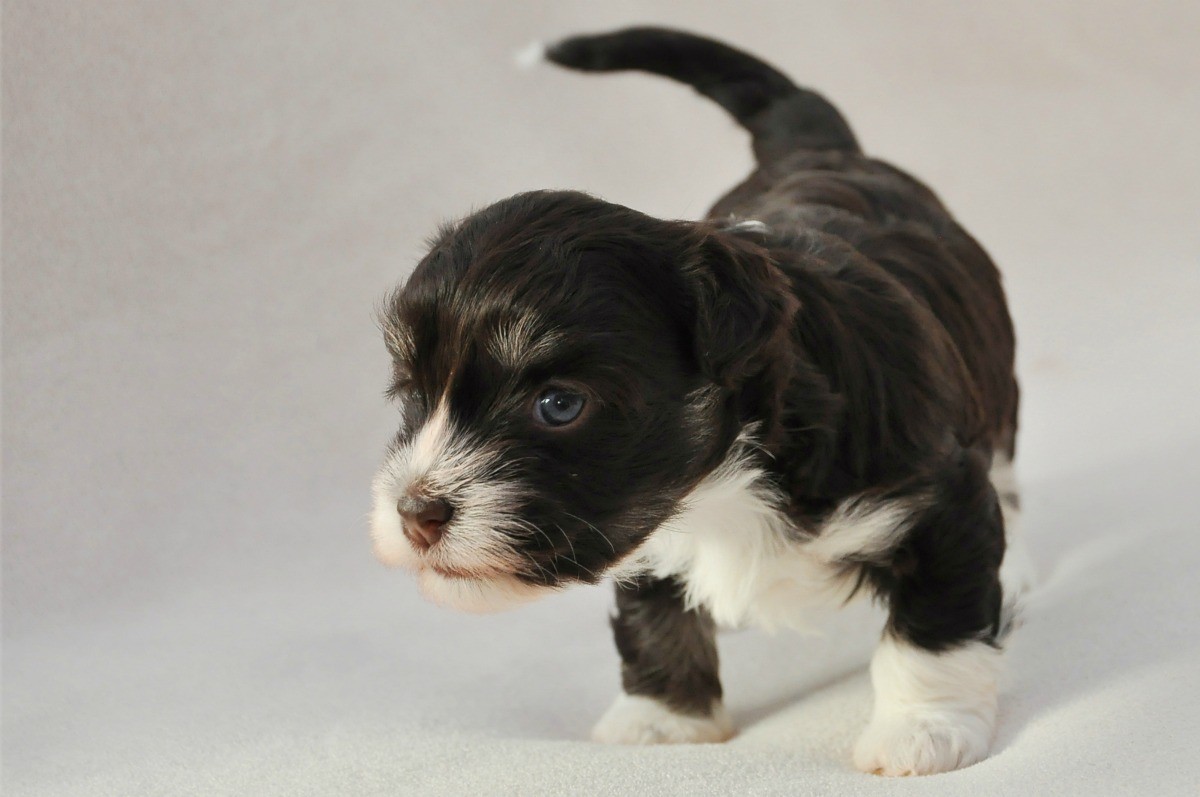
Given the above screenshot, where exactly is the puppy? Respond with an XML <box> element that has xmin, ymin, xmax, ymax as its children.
<box><xmin>371</xmin><ymin>27</ymin><xmax>1032</xmax><ymax>776</ymax></box>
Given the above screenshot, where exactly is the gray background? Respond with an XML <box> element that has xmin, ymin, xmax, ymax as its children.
<box><xmin>4</xmin><ymin>1</ymin><xmax>1199</xmax><ymax>794</ymax></box>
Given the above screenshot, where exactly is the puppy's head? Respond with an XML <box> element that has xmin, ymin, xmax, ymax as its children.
<box><xmin>370</xmin><ymin>191</ymin><xmax>795</xmax><ymax>611</ymax></box>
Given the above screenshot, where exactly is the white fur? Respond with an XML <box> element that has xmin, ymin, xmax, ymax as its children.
<box><xmin>727</xmin><ymin>219</ymin><xmax>769</xmax><ymax>234</ymax></box>
<box><xmin>381</xmin><ymin>319</ymin><xmax>415</xmax><ymax>362</ymax></box>
<box><xmin>486</xmin><ymin>312</ymin><xmax>562</xmax><ymax>370</ymax></box>
<box><xmin>370</xmin><ymin>402</ymin><xmax>456</xmax><ymax>569</ymax></box>
<box><xmin>514</xmin><ymin>41</ymin><xmax>545</xmax><ymax>70</ymax></box>
<box><xmin>854</xmin><ymin>637</ymin><xmax>999</xmax><ymax>776</ymax></box>
<box><xmin>592</xmin><ymin>694</ymin><xmax>733</xmax><ymax>745</ymax></box>
<box><xmin>407</xmin><ymin>402</ymin><xmax>450</xmax><ymax>479</ymax></box>
<box><xmin>616</xmin><ymin>438</ymin><xmax>919</xmax><ymax>631</ymax></box>
<box><xmin>803</xmin><ymin>495</ymin><xmax>924</xmax><ymax>563</ymax></box>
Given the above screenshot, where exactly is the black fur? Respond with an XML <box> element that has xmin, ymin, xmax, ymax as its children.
<box><xmin>611</xmin><ymin>575</ymin><xmax>722</xmax><ymax>716</ymax></box>
<box><xmin>851</xmin><ymin>448</ymin><xmax>1006</xmax><ymax>652</ymax></box>
<box><xmin>377</xmin><ymin>27</ymin><xmax>1019</xmax><ymax>725</ymax></box>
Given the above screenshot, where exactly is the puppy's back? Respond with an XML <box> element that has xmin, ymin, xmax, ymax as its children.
<box><xmin>543</xmin><ymin>26</ymin><xmax>1018</xmax><ymax>459</ymax></box>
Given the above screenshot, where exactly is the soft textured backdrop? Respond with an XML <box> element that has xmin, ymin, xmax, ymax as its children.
<box><xmin>4</xmin><ymin>1</ymin><xmax>1199</xmax><ymax>794</ymax></box>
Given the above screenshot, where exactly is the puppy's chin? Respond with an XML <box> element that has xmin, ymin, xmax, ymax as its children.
<box><xmin>415</xmin><ymin>567</ymin><xmax>551</xmax><ymax>613</ymax></box>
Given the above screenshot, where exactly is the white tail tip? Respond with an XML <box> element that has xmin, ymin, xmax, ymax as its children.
<box><xmin>514</xmin><ymin>41</ymin><xmax>546</xmax><ymax>70</ymax></box>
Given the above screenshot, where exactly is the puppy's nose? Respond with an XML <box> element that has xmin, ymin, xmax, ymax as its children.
<box><xmin>398</xmin><ymin>497</ymin><xmax>453</xmax><ymax>551</ymax></box>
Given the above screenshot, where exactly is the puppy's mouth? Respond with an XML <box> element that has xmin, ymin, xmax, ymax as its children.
<box><xmin>368</xmin><ymin>482</ymin><xmax>565</xmax><ymax>612</ymax></box>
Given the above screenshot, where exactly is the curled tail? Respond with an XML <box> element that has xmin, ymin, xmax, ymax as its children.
<box><xmin>543</xmin><ymin>27</ymin><xmax>860</xmax><ymax>162</ymax></box>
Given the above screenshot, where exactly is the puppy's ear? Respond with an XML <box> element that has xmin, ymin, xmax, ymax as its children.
<box><xmin>682</xmin><ymin>230</ymin><xmax>798</xmax><ymax>432</ymax></box>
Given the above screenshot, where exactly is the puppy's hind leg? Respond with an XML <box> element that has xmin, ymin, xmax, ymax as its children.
<box><xmin>592</xmin><ymin>575</ymin><xmax>733</xmax><ymax>744</ymax></box>
<box><xmin>853</xmin><ymin>449</ymin><xmax>1006</xmax><ymax>776</ymax></box>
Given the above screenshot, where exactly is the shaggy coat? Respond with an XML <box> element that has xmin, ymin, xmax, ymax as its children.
<box><xmin>371</xmin><ymin>27</ymin><xmax>1026</xmax><ymax>776</ymax></box>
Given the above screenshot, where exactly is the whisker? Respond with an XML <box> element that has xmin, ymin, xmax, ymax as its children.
<box><xmin>505</xmin><ymin>517</ymin><xmax>563</xmax><ymax>578</ymax></box>
<box><xmin>518</xmin><ymin>549</ymin><xmax>555</xmax><ymax>583</ymax></box>
<box><xmin>553</xmin><ymin>524</ymin><xmax>597</xmax><ymax>579</ymax></box>
<box><xmin>561</xmin><ymin>510</ymin><xmax>617</xmax><ymax>555</ymax></box>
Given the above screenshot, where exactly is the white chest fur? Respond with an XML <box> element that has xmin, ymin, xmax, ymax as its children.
<box><xmin>619</xmin><ymin>446</ymin><xmax>919</xmax><ymax>631</ymax></box>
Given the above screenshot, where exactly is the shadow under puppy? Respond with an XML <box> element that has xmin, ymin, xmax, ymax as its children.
<box><xmin>371</xmin><ymin>27</ymin><xmax>1033</xmax><ymax>776</ymax></box>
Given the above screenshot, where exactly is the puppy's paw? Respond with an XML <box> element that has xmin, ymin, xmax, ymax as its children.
<box><xmin>591</xmin><ymin>694</ymin><xmax>733</xmax><ymax>745</ymax></box>
<box><xmin>853</xmin><ymin>709</ymin><xmax>994</xmax><ymax>776</ymax></box>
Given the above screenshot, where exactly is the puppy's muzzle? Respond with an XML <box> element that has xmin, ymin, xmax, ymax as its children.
<box><xmin>397</xmin><ymin>495</ymin><xmax>454</xmax><ymax>551</ymax></box>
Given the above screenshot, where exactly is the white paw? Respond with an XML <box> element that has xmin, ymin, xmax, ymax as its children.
<box><xmin>853</xmin><ymin>709</ymin><xmax>994</xmax><ymax>776</ymax></box>
<box><xmin>591</xmin><ymin>694</ymin><xmax>734</xmax><ymax>745</ymax></box>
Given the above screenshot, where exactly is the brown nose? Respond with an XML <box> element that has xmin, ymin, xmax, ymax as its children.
<box><xmin>398</xmin><ymin>497</ymin><xmax>453</xmax><ymax>551</ymax></box>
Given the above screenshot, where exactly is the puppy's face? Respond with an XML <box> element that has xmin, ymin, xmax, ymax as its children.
<box><xmin>370</xmin><ymin>191</ymin><xmax>794</xmax><ymax>611</ymax></box>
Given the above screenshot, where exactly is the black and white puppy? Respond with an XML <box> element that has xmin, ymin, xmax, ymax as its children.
<box><xmin>371</xmin><ymin>27</ymin><xmax>1033</xmax><ymax>776</ymax></box>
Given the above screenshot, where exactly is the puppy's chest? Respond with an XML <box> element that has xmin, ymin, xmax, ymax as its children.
<box><xmin>628</xmin><ymin>462</ymin><xmax>905</xmax><ymax>631</ymax></box>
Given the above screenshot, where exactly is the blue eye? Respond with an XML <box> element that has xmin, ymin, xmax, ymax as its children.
<box><xmin>534</xmin><ymin>388</ymin><xmax>586</xmax><ymax>427</ymax></box>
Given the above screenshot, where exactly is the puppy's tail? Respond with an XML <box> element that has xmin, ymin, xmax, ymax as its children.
<box><xmin>541</xmin><ymin>27</ymin><xmax>860</xmax><ymax>162</ymax></box>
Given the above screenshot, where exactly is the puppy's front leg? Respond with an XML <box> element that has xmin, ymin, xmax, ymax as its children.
<box><xmin>854</xmin><ymin>452</ymin><xmax>1006</xmax><ymax>776</ymax></box>
<box><xmin>592</xmin><ymin>575</ymin><xmax>733</xmax><ymax>744</ymax></box>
